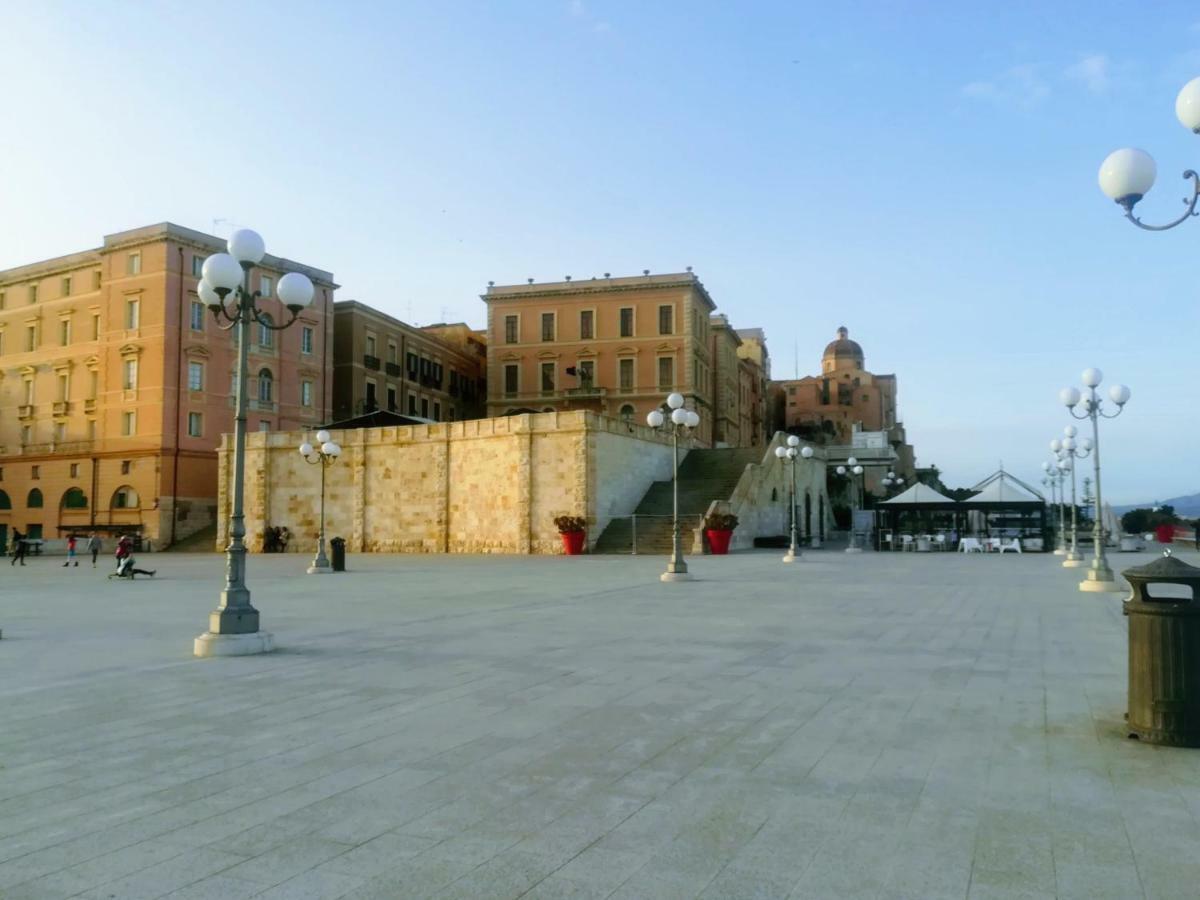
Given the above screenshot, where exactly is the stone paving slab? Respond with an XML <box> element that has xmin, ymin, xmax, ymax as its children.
<box><xmin>1</xmin><ymin>547</ymin><xmax>1199</xmax><ymax>898</ymax></box>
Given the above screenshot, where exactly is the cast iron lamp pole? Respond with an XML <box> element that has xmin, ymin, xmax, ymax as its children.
<box><xmin>647</xmin><ymin>393</ymin><xmax>700</xmax><ymax>582</ymax></box>
<box><xmin>1053</xmin><ymin>428</ymin><xmax>1093</xmax><ymax>568</ymax></box>
<box><xmin>836</xmin><ymin>457</ymin><xmax>865</xmax><ymax>553</ymax></box>
<box><xmin>1041</xmin><ymin>460</ymin><xmax>1068</xmax><ymax>555</ymax></box>
<box><xmin>1059</xmin><ymin>368</ymin><xmax>1130</xmax><ymax>593</ymax></box>
<box><xmin>298</xmin><ymin>430</ymin><xmax>341</xmax><ymax>574</ymax></box>
<box><xmin>193</xmin><ymin>229</ymin><xmax>315</xmax><ymax>657</ymax></box>
<box><xmin>775</xmin><ymin>436</ymin><xmax>814</xmax><ymax>563</ymax></box>
<box><xmin>1097</xmin><ymin>76</ymin><xmax>1200</xmax><ymax>230</ymax></box>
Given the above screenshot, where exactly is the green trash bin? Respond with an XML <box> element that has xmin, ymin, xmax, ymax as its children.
<box><xmin>330</xmin><ymin>537</ymin><xmax>346</xmax><ymax>573</ymax></box>
<box><xmin>1123</xmin><ymin>551</ymin><xmax>1200</xmax><ymax>747</ymax></box>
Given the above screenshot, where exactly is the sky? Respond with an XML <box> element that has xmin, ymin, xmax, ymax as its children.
<box><xmin>2</xmin><ymin>0</ymin><xmax>1198</xmax><ymax>505</ymax></box>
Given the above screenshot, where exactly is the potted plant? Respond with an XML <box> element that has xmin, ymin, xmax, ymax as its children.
<box><xmin>554</xmin><ymin>516</ymin><xmax>587</xmax><ymax>555</ymax></box>
<box><xmin>704</xmin><ymin>513</ymin><xmax>738</xmax><ymax>555</ymax></box>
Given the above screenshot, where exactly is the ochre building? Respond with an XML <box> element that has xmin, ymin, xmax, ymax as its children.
<box><xmin>331</xmin><ymin>301</ymin><xmax>486</xmax><ymax>423</ymax></box>
<box><xmin>483</xmin><ymin>272</ymin><xmax>767</xmax><ymax>448</ymax></box>
<box><xmin>0</xmin><ymin>223</ymin><xmax>335</xmax><ymax>549</ymax></box>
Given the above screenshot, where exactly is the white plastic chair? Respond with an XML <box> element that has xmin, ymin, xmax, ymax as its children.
<box><xmin>958</xmin><ymin>537</ymin><xmax>983</xmax><ymax>553</ymax></box>
<box><xmin>933</xmin><ymin>534</ymin><xmax>947</xmax><ymax>551</ymax></box>
<box><xmin>999</xmin><ymin>538</ymin><xmax>1022</xmax><ymax>554</ymax></box>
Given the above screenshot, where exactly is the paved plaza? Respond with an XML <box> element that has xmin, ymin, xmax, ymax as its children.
<box><xmin>2</xmin><ymin>547</ymin><xmax>1199</xmax><ymax>899</ymax></box>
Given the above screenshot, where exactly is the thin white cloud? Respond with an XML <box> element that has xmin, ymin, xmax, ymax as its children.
<box><xmin>961</xmin><ymin>64</ymin><xmax>1049</xmax><ymax>106</ymax></box>
<box><xmin>568</xmin><ymin>0</ymin><xmax>586</xmax><ymax>17</ymax></box>
<box><xmin>567</xmin><ymin>0</ymin><xmax>611</xmax><ymax>36</ymax></box>
<box><xmin>1065</xmin><ymin>54</ymin><xmax>1111</xmax><ymax>94</ymax></box>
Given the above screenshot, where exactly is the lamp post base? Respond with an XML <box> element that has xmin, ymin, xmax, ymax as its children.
<box><xmin>1079</xmin><ymin>567</ymin><xmax>1123</xmax><ymax>593</ymax></box>
<box><xmin>306</xmin><ymin>563</ymin><xmax>333</xmax><ymax>575</ymax></box>
<box><xmin>1053</xmin><ymin>548</ymin><xmax>1067</xmax><ymax>556</ymax></box>
<box><xmin>1062</xmin><ymin>556</ymin><xmax>1085</xmax><ymax>568</ymax></box>
<box><xmin>660</xmin><ymin>571</ymin><xmax>692</xmax><ymax>582</ymax></box>
<box><xmin>782</xmin><ymin>551</ymin><xmax>800</xmax><ymax>563</ymax></box>
<box><xmin>194</xmin><ymin>631</ymin><xmax>274</xmax><ymax>658</ymax></box>
<box><xmin>844</xmin><ymin>546</ymin><xmax>863</xmax><ymax>554</ymax></box>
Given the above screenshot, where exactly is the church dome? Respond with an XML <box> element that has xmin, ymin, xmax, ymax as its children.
<box><xmin>823</xmin><ymin>326</ymin><xmax>863</xmax><ymax>366</ymax></box>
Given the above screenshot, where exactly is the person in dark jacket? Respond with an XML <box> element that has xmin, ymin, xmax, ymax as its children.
<box><xmin>10</xmin><ymin>529</ymin><xmax>26</xmax><ymax>566</ymax></box>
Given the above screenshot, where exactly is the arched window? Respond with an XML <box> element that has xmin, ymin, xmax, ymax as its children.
<box><xmin>257</xmin><ymin>314</ymin><xmax>274</xmax><ymax>347</ymax></box>
<box><xmin>0</xmin><ymin>490</ymin><xmax>10</xmax><ymax>510</ymax></box>
<box><xmin>112</xmin><ymin>485</ymin><xmax>139</xmax><ymax>510</ymax></box>
<box><xmin>62</xmin><ymin>488</ymin><xmax>88</xmax><ymax>509</ymax></box>
<box><xmin>619</xmin><ymin>404</ymin><xmax>635</xmax><ymax>423</ymax></box>
<box><xmin>27</xmin><ymin>488</ymin><xmax>43</xmax><ymax>508</ymax></box>
<box><xmin>258</xmin><ymin>368</ymin><xmax>273</xmax><ymax>402</ymax></box>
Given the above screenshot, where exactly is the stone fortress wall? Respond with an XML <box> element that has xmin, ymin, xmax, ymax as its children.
<box><xmin>219</xmin><ymin>411</ymin><xmax>679</xmax><ymax>555</ymax></box>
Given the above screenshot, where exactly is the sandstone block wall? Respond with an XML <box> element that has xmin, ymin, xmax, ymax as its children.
<box><xmin>218</xmin><ymin>411</ymin><xmax>675</xmax><ymax>555</ymax></box>
<box><xmin>716</xmin><ymin>433</ymin><xmax>829</xmax><ymax>550</ymax></box>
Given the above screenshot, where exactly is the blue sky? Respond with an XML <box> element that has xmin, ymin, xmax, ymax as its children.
<box><xmin>3</xmin><ymin>0</ymin><xmax>1198</xmax><ymax>504</ymax></box>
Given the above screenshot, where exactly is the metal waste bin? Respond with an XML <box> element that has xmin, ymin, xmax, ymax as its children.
<box><xmin>1123</xmin><ymin>551</ymin><xmax>1200</xmax><ymax>747</ymax></box>
<box><xmin>330</xmin><ymin>537</ymin><xmax>346</xmax><ymax>572</ymax></box>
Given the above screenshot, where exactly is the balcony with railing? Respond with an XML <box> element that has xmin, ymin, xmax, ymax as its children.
<box><xmin>18</xmin><ymin>404</ymin><xmax>35</xmax><ymax>419</ymax></box>
<box><xmin>84</xmin><ymin>398</ymin><xmax>97</xmax><ymax>413</ymax></box>
<box><xmin>53</xmin><ymin>400</ymin><xmax>70</xmax><ymax>416</ymax></box>
<box><xmin>363</xmin><ymin>354</ymin><xmax>381</xmax><ymax>370</ymax></box>
<box><xmin>385</xmin><ymin>361</ymin><xmax>401</xmax><ymax>377</ymax></box>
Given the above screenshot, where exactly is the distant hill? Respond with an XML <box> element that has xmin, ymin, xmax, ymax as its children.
<box><xmin>1112</xmin><ymin>493</ymin><xmax>1200</xmax><ymax>519</ymax></box>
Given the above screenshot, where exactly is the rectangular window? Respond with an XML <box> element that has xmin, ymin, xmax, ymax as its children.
<box><xmin>365</xmin><ymin>380</ymin><xmax>377</xmax><ymax>410</ymax></box>
<box><xmin>260</xmin><ymin>275</ymin><xmax>273</xmax><ymax>297</ymax></box>
<box><xmin>123</xmin><ymin>359</ymin><xmax>138</xmax><ymax>390</ymax></box>
<box><xmin>578</xmin><ymin>360</ymin><xmax>595</xmax><ymax>385</ymax></box>
<box><xmin>619</xmin><ymin>307</ymin><xmax>634</xmax><ymax>337</ymax></box>
<box><xmin>92</xmin><ymin>313</ymin><xmax>101</xmax><ymax>339</ymax></box>
<box><xmin>190</xmin><ymin>300</ymin><xmax>205</xmax><ymax>330</ymax></box>
<box><xmin>387</xmin><ymin>342</ymin><xmax>398</xmax><ymax>364</ymax></box>
<box><xmin>619</xmin><ymin>358</ymin><xmax>634</xmax><ymax>391</ymax></box>
<box><xmin>433</xmin><ymin>401</ymin><xmax>441</xmax><ymax>421</ymax></box>
<box><xmin>406</xmin><ymin>351</ymin><xmax>418</xmax><ymax>374</ymax></box>
<box><xmin>541</xmin><ymin>312</ymin><xmax>555</xmax><ymax>342</ymax></box>
<box><xmin>658</xmin><ymin>356</ymin><xmax>674</xmax><ymax>389</ymax></box>
<box><xmin>580</xmin><ymin>309</ymin><xmax>594</xmax><ymax>340</ymax></box>
<box><xmin>188</xmin><ymin>361</ymin><xmax>203</xmax><ymax>391</ymax></box>
<box><xmin>29</xmin><ymin>284</ymin><xmax>38</xmax><ymax>304</ymax></box>
<box><xmin>86</xmin><ymin>420</ymin><xmax>96</xmax><ymax>440</ymax></box>
<box><xmin>301</xmin><ymin>380</ymin><xmax>313</xmax><ymax>407</ymax></box>
<box><xmin>121</xmin><ymin>460</ymin><xmax>131</xmax><ymax>474</ymax></box>
<box><xmin>540</xmin><ymin>362</ymin><xmax>555</xmax><ymax>393</ymax></box>
<box><xmin>23</xmin><ymin>379</ymin><xmax>34</xmax><ymax>404</ymax></box>
<box><xmin>504</xmin><ymin>315</ymin><xmax>518</xmax><ymax>344</ymax></box>
<box><xmin>30</xmin><ymin>463</ymin><xmax>38</xmax><ymax>477</ymax></box>
<box><xmin>54</xmin><ymin>422</ymin><xmax>67</xmax><ymax>442</ymax></box>
<box><xmin>258</xmin><ymin>421</ymin><xmax>271</xmax><ymax>432</ymax></box>
<box><xmin>387</xmin><ymin>386</ymin><xmax>396</xmax><ymax>410</ymax></box>
<box><xmin>57</xmin><ymin>373</ymin><xmax>69</xmax><ymax>401</ymax></box>
<box><xmin>421</xmin><ymin>398</ymin><xmax>429</xmax><ymax>418</ymax></box>
<box><xmin>504</xmin><ymin>363</ymin><xmax>519</xmax><ymax>395</ymax></box>
<box><xmin>89</xmin><ymin>369</ymin><xmax>98</xmax><ymax>399</ymax></box>
<box><xmin>188</xmin><ymin>412</ymin><xmax>203</xmax><ymax>437</ymax></box>
<box><xmin>21</xmin><ymin>427</ymin><xmax>32</xmax><ymax>445</ymax></box>
<box><xmin>366</xmin><ymin>335</ymin><xmax>376</xmax><ymax>357</ymax></box>
<box><xmin>658</xmin><ymin>305</ymin><xmax>673</xmax><ymax>335</ymax></box>
<box><xmin>70</xmin><ymin>463</ymin><xmax>79</xmax><ymax>478</ymax></box>
<box><xmin>0</xmin><ymin>290</ymin><xmax>5</xmax><ymax>308</ymax></box>
<box><xmin>0</xmin><ymin>330</ymin><xmax>4</xmax><ymax>356</ymax></box>
<box><xmin>25</xmin><ymin>325</ymin><xmax>36</xmax><ymax>352</ymax></box>
<box><xmin>192</xmin><ymin>255</ymin><xmax>205</xmax><ymax>277</ymax></box>
<box><xmin>92</xmin><ymin>270</ymin><xmax>102</xmax><ymax>290</ymax></box>
<box><xmin>127</xmin><ymin>252</ymin><xmax>141</xmax><ymax>275</ymax></box>
<box><xmin>59</xmin><ymin>319</ymin><xmax>70</xmax><ymax>345</ymax></box>
<box><xmin>125</xmin><ymin>298</ymin><xmax>140</xmax><ymax>329</ymax></box>
<box><xmin>62</xmin><ymin>275</ymin><xmax>72</xmax><ymax>296</ymax></box>
<box><xmin>301</xmin><ymin>326</ymin><xmax>314</xmax><ymax>354</ymax></box>
<box><xmin>122</xmin><ymin>411</ymin><xmax>136</xmax><ymax>436</ymax></box>
<box><xmin>408</xmin><ymin>395</ymin><xmax>417</xmax><ymax>415</ymax></box>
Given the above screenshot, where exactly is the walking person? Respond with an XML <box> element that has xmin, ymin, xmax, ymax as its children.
<box><xmin>63</xmin><ymin>534</ymin><xmax>78</xmax><ymax>567</ymax></box>
<box><xmin>87</xmin><ymin>532</ymin><xmax>102</xmax><ymax>568</ymax></box>
<box><xmin>10</xmin><ymin>529</ymin><xmax>26</xmax><ymax>566</ymax></box>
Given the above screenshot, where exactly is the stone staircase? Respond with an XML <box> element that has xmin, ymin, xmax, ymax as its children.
<box><xmin>593</xmin><ymin>447</ymin><xmax>763</xmax><ymax>554</ymax></box>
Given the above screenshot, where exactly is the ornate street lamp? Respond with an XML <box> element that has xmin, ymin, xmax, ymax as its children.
<box><xmin>1041</xmin><ymin>460</ymin><xmax>1067</xmax><ymax>555</ymax></box>
<box><xmin>1097</xmin><ymin>77</ymin><xmax>1200</xmax><ymax>230</ymax></box>
<box><xmin>1060</xmin><ymin>368</ymin><xmax>1130</xmax><ymax>592</ymax></box>
<box><xmin>775</xmin><ymin>436</ymin><xmax>814</xmax><ymax>563</ymax></box>
<box><xmin>835</xmin><ymin>457</ymin><xmax>865</xmax><ymax>553</ymax></box>
<box><xmin>193</xmin><ymin>229</ymin><xmax>315</xmax><ymax>657</ymax></box>
<box><xmin>1052</xmin><ymin>428</ymin><xmax>1093</xmax><ymax>568</ymax></box>
<box><xmin>647</xmin><ymin>393</ymin><xmax>700</xmax><ymax>582</ymax></box>
<box><xmin>880</xmin><ymin>470</ymin><xmax>906</xmax><ymax>496</ymax></box>
<box><xmin>298</xmin><ymin>430</ymin><xmax>341</xmax><ymax>574</ymax></box>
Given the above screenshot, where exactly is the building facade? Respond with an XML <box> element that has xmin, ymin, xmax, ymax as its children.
<box><xmin>0</xmin><ymin>223</ymin><xmax>335</xmax><ymax>549</ymax></box>
<box><xmin>331</xmin><ymin>301</ymin><xmax>486</xmax><ymax>423</ymax></box>
<box><xmin>735</xmin><ymin>327</ymin><xmax>772</xmax><ymax>445</ymax></box>
<box><xmin>483</xmin><ymin>272</ymin><xmax>721</xmax><ymax>445</ymax></box>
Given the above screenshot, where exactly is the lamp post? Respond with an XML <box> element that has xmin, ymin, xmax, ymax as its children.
<box><xmin>775</xmin><ymin>436</ymin><xmax>814</xmax><ymax>563</ymax></box>
<box><xmin>1097</xmin><ymin>77</ymin><xmax>1200</xmax><ymax>231</ymax></box>
<box><xmin>1059</xmin><ymin>368</ymin><xmax>1131</xmax><ymax>592</ymax></box>
<box><xmin>836</xmin><ymin>457</ymin><xmax>865</xmax><ymax>553</ymax></box>
<box><xmin>193</xmin><ymin>229</ymin><xmax>315</xmax><ymax>657</ymax></box>
<box><xmin>299</xmin><ymin>430</ymin><xmax>341</xmax><ymax>574</ymax></box>
<box><xmin>1054</xmin><ymin>427</ymin><xmax>1093</xmax><ymax>568</ymax></box>
<box><xmin>647</xmin><ymin>393</ymin><xmax>700</xmax><ymax>582</ymax></box>
<box><xmin>1041</xmin><ymin>460</ymin><xmax>1068</xmax><ymax>555</ymax></box>
<box><xmin>880</xmin><ymin>471</ymin><xmax>906</xmax><ymax>496</ymax></box>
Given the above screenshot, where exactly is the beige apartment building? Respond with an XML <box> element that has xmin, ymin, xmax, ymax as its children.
<box><xmin>331</xmin><ymin>302</ymin><xmax>487</xmax><ymax>423</ymax></box>
<box><xmin>483</xmin><ymin>272</ymin><xmax>721</xmax><ymax>445</ymax></box>
<box><xmin>736</xmin><ymin>327</ymin><xmax>772</xmax><ymax>445</ymax></box>
<box><xmin>0</xmin><ymin>223</ymin><xmax>335</xmax><ymax>550</ymax></box>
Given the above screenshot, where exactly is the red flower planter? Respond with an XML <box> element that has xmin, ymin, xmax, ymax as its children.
<box><xmin>560</xmin><ymin>530</ymin><xmax>586</xmax><ymax>555</ymax></box>
<box><xmin>706</xmin><ymin>529</ymin><xmax>733</xmax><ymax>555</ymax></box>
<box><xmin>1155</xmin><ymin>524</ymin><xmax>1175</xmax><ymax>544</ymax></box>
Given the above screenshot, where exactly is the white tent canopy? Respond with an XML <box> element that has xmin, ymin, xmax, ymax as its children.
<box><xmin>881</xmin><ymin>483</ymin><xmax>958</xmax><ymax>505</ymax></box>
<box><xmin>970</xmin><ymin>468</ymin><xmax>1045</xmax><ymax>502</ymax></box>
